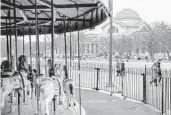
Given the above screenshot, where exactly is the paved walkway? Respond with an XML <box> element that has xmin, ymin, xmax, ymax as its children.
<box><xmin>75</xmin><ymin>88</ymin><xmax>161</xmax><ymax>115</ymax></box>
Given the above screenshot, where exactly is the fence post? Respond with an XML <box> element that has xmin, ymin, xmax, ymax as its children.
<box><xmin>94</xmin><ymin>68</ymin><xmax>100</xmax><ymax>90</ymax></box>
<box><xmin>143</xmin><ymin>65</ymin><xmax>147</xmax><ymax>103</ymax></box>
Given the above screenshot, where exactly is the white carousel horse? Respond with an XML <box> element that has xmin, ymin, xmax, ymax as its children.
<box><xmin>0</xmin><ymin>56</ymin><xmax>31</xmax><ymax>110</ymax></box>
<box><xmin>0</xmin><ymin>69</ymin><xmax>15</xmax><ymax>110</ymax></box>
<box><xmin>62</xmin><ymin>66</ymin><xmax>76</xmax><ymax>107</ymax></box>
<box><xmin>38</xmin><ymin>59</ymin><xmax>54</xmax><ymax>114</ymax></box>
<box><xmin>63</xmin><ymin>79</ymin><xmax>76</xmax><ymax>107</ymax></box>
<box><xmin>38</xmin><ymin>65</ymin><xmax>64</xmax><ymax>115</ymax></box>
<box><xmin>39</xmin><ymin>77</ymin><xmax>55</xmax><ymax>115</ymax></box>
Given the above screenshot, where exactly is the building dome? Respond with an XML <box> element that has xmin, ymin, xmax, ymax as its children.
<box><xmin>114</xmin><ymin>9</ymin><xmax>142</xmax><ymax>26</ymax></box>
<box><xmin>115</xmin><ymin>9</ymin><xmax>141</xmax><ymax>20</ymax></box>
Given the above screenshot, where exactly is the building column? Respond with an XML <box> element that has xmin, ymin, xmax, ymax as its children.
<box><xmin>94</xmin><ymin>43</ymin><xmax>96</xmax><ymax>57</ymax></box>
<box><xmin>87</xmin><ymin>43</ymin><xmax>89</xmax><ymax>55</ymax></box>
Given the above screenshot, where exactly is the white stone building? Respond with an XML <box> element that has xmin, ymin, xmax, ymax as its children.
<box><xmin>80</xmin><ymin>9</ymin><xmax>150</xmax><ymax>58</ymax></box>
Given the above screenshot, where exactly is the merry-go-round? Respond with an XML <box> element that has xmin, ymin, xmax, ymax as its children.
<box><xmin>0</xmin><ymin>0</ymin><xmax>109</xmax><ymax>115</ymax></box>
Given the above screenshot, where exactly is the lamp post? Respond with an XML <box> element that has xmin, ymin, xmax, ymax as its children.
<box><xmin>108</xmin><ymin>0</ymin><xmax>113</xmax><ymax>86</ymax></box>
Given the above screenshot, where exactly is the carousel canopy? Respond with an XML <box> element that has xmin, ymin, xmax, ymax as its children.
<box><xmin>1</xmin><ymin>0</ymin><xmax>109</xmax><ymax>36</ymax></box>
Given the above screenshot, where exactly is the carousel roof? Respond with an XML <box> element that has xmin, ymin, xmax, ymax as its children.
<box><xmin>1</xmin><ymin>0</ymin><xmax>109</xmax><ymax>36</ymax></box>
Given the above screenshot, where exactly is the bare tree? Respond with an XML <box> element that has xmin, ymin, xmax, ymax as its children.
<box><xmin>152</xmin><ymin>22</ymin><xmax>171</xmax><ymax>61</ymax></box>
<box><xmin>97</xmin><ymin>35</ymin><xmax>110</xmax><ymax>57</ymax></box>
<box><xmin>155</xmin><ymin>30</ymin><xmax>171</xmax><ymax>60</ymax></box>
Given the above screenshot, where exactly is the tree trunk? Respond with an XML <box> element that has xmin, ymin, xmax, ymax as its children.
<box><xmin>166</xmin><ymin>51</ymin><xmax>170</xmax><ymax>61</ymax></box>
<box><xmin>158</xmin><ymin>42</ymin><xmax>170</xmax><ymax>61</ymax></box>
<box><xmin>149</xmin><ymin>51</ymin><xmax>154</xmax><ymax>62</ymax></box>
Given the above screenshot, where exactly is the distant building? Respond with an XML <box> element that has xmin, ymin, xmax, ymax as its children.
<box><xmin>45</xmin><ymin>9</ymin><xmax>171</xmax><ymax>60</ymax></box>
<box><xmin>80</xmin><ymin>9</ymin><xmax>150</xmax><ymax>58</ymax></box>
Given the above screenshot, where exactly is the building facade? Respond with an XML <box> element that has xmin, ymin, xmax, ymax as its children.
<box><xmin>80</xmin><ymin>9</ymin><xmax>150</xmax><ymax>58</ymax></box>
<box><xmin>46</xmin><ymin>9</ymin><xmax>171</xmax><ymax>60</ymax></box>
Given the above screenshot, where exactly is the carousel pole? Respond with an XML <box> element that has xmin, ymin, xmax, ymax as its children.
<box><xmin>29</xmin><ymin>24</ymin><xmax>33</xmax><ymax>98</ymax></box>
<box><xmin>63</xmin><ymin>18</ymin><xmax>68</xmax><ymax>79</ymax></box>
<box><xmin>108</xmin><ymin>0</ymin><xmax>113</xmax><ymax>86</ymax></box>
<box><xmin>6</xmin><ymin>20</ymin><xmax>9</xmax><ymax>60</ymax></box>
<box><xmin>29</xmin><ymin>24</ymin><xmax>32</xmax><ymax>66</ymax></box>
<box><xmin>8</xmin><ymin>6</ymin><xmax>12</xmax><ymax>65</ymax></box>
<box><xmin>13</xmin><ymin>0</ymin><xmax>18</xmax><ymax>70</ymax></box>
<box><xmin>51</xmin><ymin>0</ymin><xmax>54</xmax><ymax>73</ymax></box>
<box><xmin>35</xmin><ymin>0</ymin><xmax>40</xmax><ymax>74</ymax></box>
<box><xmin>6</xmin><ymin>20</ymin><xmax>12</xmax><ymax>111</ymax></box>
<box><xmin>23</xmin><ymin>28</ymin><xmax>25</xmax><ymax>55</ymax></box>
<box><xmin>51</xmin><ymin>0</ymin><xmax>56</xmax><ymax>112</ymax></box>
<box><xmin>69</xmin><ymin>22</ymin><xmax>72</xmax><ymax>78</ymax></box>
<box><xmin>13</xmin><ymin>1</ymin><xmax>20</xmax><ymax>115</ymax></box>
<box><xmin>77</xmin><ymin>7</ymin><xmax>82</xmax><ymax>115</ymax></box>
<box><xmin>8</xmin><ymin>5</ymin><xmax>13</xmax><ymax>106</ymax></box>
<box><xmin>44</xmin><ymin>26</ymin><xmax>47</xmax><ymax>76</ymax></box>
<box><xmin>35</xmin><ymin>0</ymin><xmax>40</xmax><ymax>114</ymax></box>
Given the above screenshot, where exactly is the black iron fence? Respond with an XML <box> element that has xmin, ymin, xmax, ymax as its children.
<box><xmin>69</xmin><ymin>62</ymin><xmax>171</xmax><ymax>115</ymax></box>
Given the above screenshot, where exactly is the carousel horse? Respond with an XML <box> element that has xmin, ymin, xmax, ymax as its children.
<box><xmin>39</xmin><ymin>76</ymin><xmax>55</xmax><ymax>115</ymax></box>
<box><xmin>36</xmin><ymin>65</ymin><xmax>63</xmax><ymax>115</ymax></box>
<box><xmin>17</xmin><ymin>55</ymin><xmax>32</xmax><ymax>101</ymax></box>
<box><xmin>0</xmin><ymin>64</ymin><xmax>14</xmax><ymax>110</ymax></box>
<box><xmin>27</xmin><ymin>65</ymin><xmax>37</xmax><ymax>98</ymax></box>
<box><xmin>62</xmin><ymin>66</ymin><xmax>76</xmax><ymax>107</ymax></box>
<box><xmin>63</xmin><ymin>79</ymin><xmax>76</xmax><ymax>107</ymax></box>
<box><xmin>0</xmin><ymin>55</ymin><xmax>31</xmax><ymax>110</ymax></box>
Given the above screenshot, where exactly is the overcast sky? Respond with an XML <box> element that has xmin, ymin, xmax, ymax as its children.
<box><xmin>101</xmin><ymin>0</ymin><xmax>171</xmax><ymax>24</ymax></box>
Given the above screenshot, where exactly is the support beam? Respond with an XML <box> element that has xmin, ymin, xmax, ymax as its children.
<box><xmin>18</xmin><ymin>10</ymin><xmax>28</xmax><ymax>21</ymax></box>
<box><xmin>35</xmin><ymin>0</ymin><xmax>98</xmax><ymax>9</ymax></box>
<box><xmin>0</xmin><ymin>16</ymin><xmax>91</xmax><ymax>22</ymax></box>
<box><xmin>1</xmin><ymin>3</ymin><xmax>98</xmax><ymax>10</ymax></box>
<box><xmin>1</xmin><ymin>0</ymin><xmax>20</xmax><ymax>9</ymax></box>
<box><xmin>1</xmin><ymin>5</ymin><xmax>13</xmax><ymax>10</ymax></box>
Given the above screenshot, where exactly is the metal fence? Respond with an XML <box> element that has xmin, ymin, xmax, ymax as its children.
<box><xmin>69</xmin><ymin>62</ymin><xmax>171</xmax><ymax>115</ymax></box>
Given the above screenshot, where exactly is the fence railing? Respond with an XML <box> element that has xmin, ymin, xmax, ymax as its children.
<box><xmin>33</xmin><ymin>60</ymin><xmax>171</xmax><ymax>115</ymax></box>
<box><xmin>68</xmin><ymin>62</ymin><xmax>171</xmax><ymax>115</ymax></box>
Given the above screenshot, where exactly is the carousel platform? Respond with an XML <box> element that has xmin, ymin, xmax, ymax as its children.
<box><xmin>1</xmin><ymin>87</ymin><xmax>161</xmax><ymax>115</ymax></box>
<box><xmin>1</xmin><ymin>94</ymin><xmax>86</xmax><ymax>115</ymax></box>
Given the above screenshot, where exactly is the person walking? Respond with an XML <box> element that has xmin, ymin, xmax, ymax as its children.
<box><xmin>120</xmin><ymin>61</ymin><xmax>125</xmax><ymax>76</ymax></box>
<box><xmin>157</xmin><ymin>60</ymin><xmax>162</xmax><ymax>83</ymax></box>
<box><xmin>116</xmin><ymin>59</ymin><xmax>121</xmax><ymax>76</ymax></box>
<box><xmin>149</xmin><ymin>60</ymin><xmax>161</xmax><ymax>86</ymax></box>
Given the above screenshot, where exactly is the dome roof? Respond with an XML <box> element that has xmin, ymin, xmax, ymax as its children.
<box><xmin>115</xmin><ymin>9</ymin><xmax>141</xmax><ymax>20</ymax></box>
<box><xmin>114</xmin><ymin>9</ymin><xmax>142</xmax><ymax>27</ymax></box>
